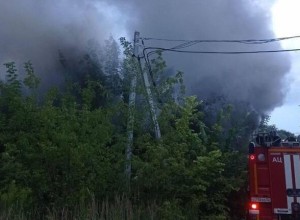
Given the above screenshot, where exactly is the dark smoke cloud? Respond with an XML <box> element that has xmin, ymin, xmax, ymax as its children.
<box><xmin>115</xmin><ymin>0</ymin><xmax>290</xmax><ymax>113</ymax></box>
<box><xmin>0</xmin><ymin>0</ymin><xmax>291</xmax><ymax>113</ymax></box>
<box><xmin>0</xmin><ymin>0</ymin><xmax>129</xmax><ymax>83</ymax></box>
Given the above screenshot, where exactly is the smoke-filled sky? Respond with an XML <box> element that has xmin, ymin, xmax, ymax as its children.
<box><xmin>0</xmin><ymin>0</ymin><xmax>295</xmax><ymax>119</ymax></box>
<box><xmin>121</xmin><ymin>0</ymin><xmax>291</xmax><ymax>113</ymax></box>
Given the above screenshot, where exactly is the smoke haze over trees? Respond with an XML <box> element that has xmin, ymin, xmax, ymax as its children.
<box><xmin>0</xmin><ymin>1</ymin><xmax>295</xmax><ymax>219</ymax></box>
<box><xmin>0</xmin><ymin>0</ymin><xmax>291</xmax><ymax>113</ymax></box>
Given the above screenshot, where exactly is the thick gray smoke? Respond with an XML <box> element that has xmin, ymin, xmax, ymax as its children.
<box><xmin>0</xmin><ymin>0</ymin><xmax>128</xmax><ymax>84</ymax></box>
<box><xmin>0</xmin><ymin>0</ymin><xmax>291</xmax><ymax>113</ymax></box>
<box><xmin>115</xmin><ymin>0</ymin><xmax>290</xmax><ymax>113</ymax></box>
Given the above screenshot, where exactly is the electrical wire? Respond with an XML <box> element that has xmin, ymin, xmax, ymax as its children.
<box><xmin>141</xmin><ymin>35</ymin><xmax>300</xmax><ymax>62</ymax></box>
<box><xmin>138</xmin><ymin>35</ymin><xmax>300</xmax><ymax>97</ymax></box>
<box><xmin>143</xmin><ymin>46</ymin><xmax>300</xmax><ymax>76</ymax></box>
<box><xmin>143</xmin><ymin>35</ymin><xmax>300</xmax><ymax>52</ymax></box>
<box><xmin>141</xmin><ymin>39</ymin><xmax>157</xmax><ymax>89</ymax></box>
<box><xmin>142</xmin><ymin>35</ymin><xmax>300</xmax><ymax>44</ymax></box>
<box><xmin>143</xmin><ymin>47</ymin><xmax>300</xmax><ymax>55</ymax></box>
<box><xmin>141</xmin><ymin>45</ymin><xmax>300</xmax><ymax>93</ymax></box>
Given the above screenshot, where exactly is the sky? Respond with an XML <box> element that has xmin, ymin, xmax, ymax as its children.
<box><xmin>270</xmin><ymin>0</ymin><xmax>300</xmax><ymax>134</ymax></box>
<box><xmin>0</xmin><ymin>0</ymin><xmax>298</xmax><ymax>133</ymax></box>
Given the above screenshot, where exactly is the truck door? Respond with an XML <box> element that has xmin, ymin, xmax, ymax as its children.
<box><xmin>269</xmin><ymin>150</ymin><xmax>300</xmax><ymax>216</ymax></box>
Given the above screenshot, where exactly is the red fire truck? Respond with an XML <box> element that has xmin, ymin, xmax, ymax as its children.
<box><xmin>247</xmin><ymin>132</ymin><xmax>300</xmax><ymax>220</ymax></box>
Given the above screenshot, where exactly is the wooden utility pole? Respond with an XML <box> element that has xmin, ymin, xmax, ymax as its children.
<box><xmin>125</xmin><ymin>31</ymin><xmax>139</xmax><ymax>187</ymax></box>
<box><xmin>125</xmin><ymin>31</ymin><xmax>161</xmax><ymax>189</ymax></box>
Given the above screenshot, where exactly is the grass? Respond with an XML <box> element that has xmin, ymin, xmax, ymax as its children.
<box><xmin>0</xmin><ymin>196</ymin><xmax>161</xmax><ymax>220</ymax></box>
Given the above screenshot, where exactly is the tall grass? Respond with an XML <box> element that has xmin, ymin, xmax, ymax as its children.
<box><xmin>0</xmin><ymin>196</ymin><xmax>161</xmax><ymax>220</ymax></box>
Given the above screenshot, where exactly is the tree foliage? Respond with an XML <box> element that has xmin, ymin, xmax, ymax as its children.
<box><xmin>0</xmin><ymin>37</ymin><xmax>270</xmax><ymax>219</ymax></box>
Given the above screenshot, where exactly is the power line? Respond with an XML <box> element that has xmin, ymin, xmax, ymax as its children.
<box><xmin>142</xmin><ymin>46</ymin><xmax>300</xmax><ymax>74</ymax></box>
<box><xmin>139</xmin><ymin>35</ymin><xmax>300</xmax><ymax>98</ymax></box>
<box><xmin>141</xmin><ymin>46</ymin><xmax>300</xmax><ymax>90</ymax></box>
<box><xmin>143</xmin><ymin>47</ymin><xmax>300</xmax><ymax>56</ymax></box>
<box><xmin>141</xmin><ymin>38</ymin><xmax>157</xmax><ymax>89</ymax></box>
<box><xmin>141</xmin><ymin>35</ymin><xmax>300</xmax><ymax>61</ymax></box>
<box><xmin>144</xmin><ymin>35</ymin><xmax>300</xmax><ymax>52</ymax></box>
<box><xmin>142</xmin><ymin>35</ymin><xmax>300</xmax><ymax>44</ymax></box>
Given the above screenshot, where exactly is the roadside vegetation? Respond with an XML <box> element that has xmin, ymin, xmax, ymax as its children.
<box><xmin>0</xmin><ymin>37</ymin><xmax>284</xmax><ymax>219</ymax></box>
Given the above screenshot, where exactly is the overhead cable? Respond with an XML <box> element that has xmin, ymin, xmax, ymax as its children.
<box><xmin>143</xmin><ymin>47</ymin><xmax>300</xmax><ymax>56</ymax></box>
<box><xmin>142</xmin><ymin>35</ymin><xmax>300</xmax><ymax>44</ymax></box>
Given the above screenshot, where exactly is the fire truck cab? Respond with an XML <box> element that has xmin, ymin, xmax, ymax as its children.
<box><xmin>248</xmin><ymin>132</ymin><xmax>300</xmax><ymax>220</ymax></box>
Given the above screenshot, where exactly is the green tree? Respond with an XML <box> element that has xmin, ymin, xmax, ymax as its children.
<box><xmin>0</xmin><ymin>62</ymin><xmax>125</xmax><ymax>217</ymax></box>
